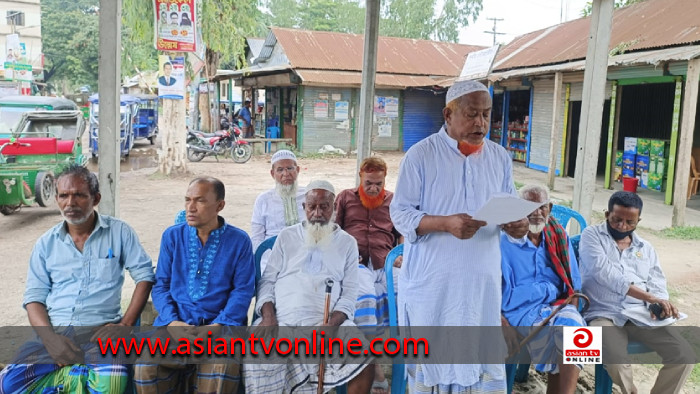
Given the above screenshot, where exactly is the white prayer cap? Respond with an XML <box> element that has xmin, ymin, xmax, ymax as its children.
<box><xmin>446</xmin><ymin>80</ymin><xmax>490</xmax><ymax>105</ymax></box>
<box><xmin>271</xmin><ymin>149</ymin><xmax>297</xmax><ymax>165</ymax></box>
<box><xmin>306</xmin><ymin>180</ymin><xmax>335</xmax><ymax>195</ymax></box>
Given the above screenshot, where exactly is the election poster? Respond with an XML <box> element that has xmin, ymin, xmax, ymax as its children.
<box><xmin>154</xmin><ymin>0</ymin><xmax>197</xmax><ymax>52</ymax></box>
<box><xmin>157</xmin><ymin>55</ymin><xmax>185</xmax><ymax>99</ymax></box>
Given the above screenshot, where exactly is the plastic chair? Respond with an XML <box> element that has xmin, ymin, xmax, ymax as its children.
<box><xmin>384</xmin><ymin>244</ymin><xmax>406</xmax><ymax>394</ymax></box>
<box><xmin>266</xmin><ymin>126</ymin><xmax>280</xmax><ymax>153</ymax></box>
<box><xmin>550</xmin><ymin>205</ymin><xmax>588</xmax><ymax>232</ymax></box>
<box><xmin>252</xmin><ymin>236</ymin><xmax>277</xmax><ymax>321</ymax></box>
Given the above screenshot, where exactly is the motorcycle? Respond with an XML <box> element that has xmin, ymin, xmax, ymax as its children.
<box><xmin>186</xmin><ymin>122</ymin><xmax>252</xmax><ymax>163</ymax></box>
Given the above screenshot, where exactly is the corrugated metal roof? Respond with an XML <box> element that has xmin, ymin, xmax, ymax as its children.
<box><xmin>294</xmin><ymin>70</ymin><xmax>443</xmax><ymax>88</ymax></box>
<box><xmin>494</xmin><ymin>0</ymin><xmax>700</xmax><ymax>71</ymax></box>
<box><xmin>271</xmin><ymin>27</ymin><xmax>484</xmax><ymax>76</ymax></box>
<box><xmin>490</xmin><ymin>45</ymin><xmax>700</xmax><ymax>81</ymax></box>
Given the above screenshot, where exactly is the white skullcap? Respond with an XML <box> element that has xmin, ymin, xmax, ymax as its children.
<box><xmin>446</xmin><ymin>80</ymin><xmax>489</xmax><ymax>105</ymax></box>
<box><xmin>270</xmin><ymin>149</ymin><xmax>297</xmax><ymax>165</ymax></box>
<box><xmin>306</xmin><ymin>180</ymin><xmax>335</xmax><ymax>195</ymax></box>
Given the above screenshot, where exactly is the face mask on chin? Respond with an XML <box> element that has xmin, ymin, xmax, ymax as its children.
<box><xmin>606</xmin><ymin>220</ymin><xmax>634</xmax><ymax>240</ymax></box>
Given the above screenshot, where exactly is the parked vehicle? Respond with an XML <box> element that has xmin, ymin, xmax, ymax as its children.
<box><xmin>186</xmin><ymin>123</ymin><xmax>252</xmax><ymax>163</ymax></box>
<box><xmin>131</xmin><ymin>94</ymin><xmax>159</xmax><ymax>144</ymax></box>
<box><xmin>88</xmin><ymin>94</ymin><xmax>140</xmax><ymax>158</ymax></box>
<box><xmin>0</xmin><ymin>96</ymin><xmax>79</xmax><ymax>137</ymax></box>
<box><xmin>0</xmin><ymin>110</ymin><xmax>87</xmax><ymax>215</ymax></box>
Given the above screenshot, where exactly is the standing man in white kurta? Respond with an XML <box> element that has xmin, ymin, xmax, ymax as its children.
<box><xmin>390</xmin><ymin>80</ymin><xmax>529</xmax><ymax>393</ymax></box>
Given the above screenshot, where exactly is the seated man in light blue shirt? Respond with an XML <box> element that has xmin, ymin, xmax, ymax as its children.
<box><xmin>580</xmin><ymin>191</ymin><xmax>694</xmax><ymax>394</ymax></box>
<box><xmin>0</xmin><ymin>164</ymin><xmax>155</xmax><ymax>393</ymax></box>
<box><xmin>134</xmin><ymin>177</ymin><xmax>255</xmax><ymax>394</ymax></box>
<box><xmin>501</xmin><ymin>185</ymin><xmax>584</xmax><ymax>394</ymax></box>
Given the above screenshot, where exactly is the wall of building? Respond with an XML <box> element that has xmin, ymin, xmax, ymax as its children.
<box><xmin>301</xmin><ymin>86</ymin><xmax>354</xmax><ymax>153</ymax></box>
<box><xmin>0</xmin><ymin>0</ymin><xmax>41</xmax><ymax>69</ymax></box>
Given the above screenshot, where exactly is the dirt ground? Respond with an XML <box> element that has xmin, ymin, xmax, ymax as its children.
<box><xmin>0</xmin><ymin>141</ymin><xmax>697</xmax><ymax>392</ymax></box>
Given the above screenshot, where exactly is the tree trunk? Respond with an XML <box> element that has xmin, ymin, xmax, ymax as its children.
<box><xmin>158</xmin><ymin>98</ymin><xmax>188</xmax><ymax>175</ymax></box>
<box><xmin>199</xmin><ymin>90</ymin><xmax>210</xmax><ymax>132</ymax></box>
<box><xmin>203</xmin><ymin>48</ymin><xmax>221</xmax><ymax>132</ymax></box>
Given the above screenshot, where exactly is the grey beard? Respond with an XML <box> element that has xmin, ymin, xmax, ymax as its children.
<box><xmin>275</xmin><ymin>181</ymin><xmax>298</xmax><ymax>199</ymax></box>
<box><xmin>528</xmin><ymin>222</ymin><xmax>546</xmax><ymax>234</ymax></box>
<box><xmin>61</xmin><ymin>210</ymin><xmax>91</xmax><ymax>225</ymax></box>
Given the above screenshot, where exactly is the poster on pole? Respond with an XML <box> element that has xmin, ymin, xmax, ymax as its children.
<box><xmin>158</xmin><ymin>55</ymin><xmax>185</xmax><ymax>99</ymax></box>
<box><xmin>154</xmin><ymin>0</ymin><xmax>197</xmax><ymax>52</ymax></box>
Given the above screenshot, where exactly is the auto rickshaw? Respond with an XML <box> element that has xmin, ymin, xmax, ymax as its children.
<box><xmin>88</xmin><ymin>94</ymin><xmax>140</xmax><ymax>157</ymax></box>
<box><xmin>0</xmin><ymin>110</ymin><xmax>86</xmax><ymax>215</ymax></box>
<box><xmin>0</xmin><ymin>96</ymin><xmax>79</xmax><ymax>138</ymax></box>
<box><xmin>131</xmin><ymin>94</ymin><xmax>158</xmax><ymax>144</ymax></box>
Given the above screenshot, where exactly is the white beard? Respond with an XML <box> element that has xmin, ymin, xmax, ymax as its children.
<box><xmin>529</xmin><ymin>222</ymin><xmax>546</xmax><ymax>234</ymax></box>
<box><xmin>275</xmin><ymin>182</ymin><xmax>298</xmax><ymax>199</ymax></box>
<box><xmin>61</xmin><ymin>210</ymin><xmax>91</xmax><ymax>225</ymax></box>
<box><xmin>304</xmin><ymin>220</ymin><xmax>336</xmax><ymax>248</ymax></box>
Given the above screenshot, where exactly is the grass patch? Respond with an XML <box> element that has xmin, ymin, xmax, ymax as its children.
<box><xmin>514</xmin><ymin>181</ymin><xmax>524</xmax><ymax>190</ymax></box>
<box><xmin>690</xmin><ymin>363</ymin><xmax>700</xmax><ymax>385</ymax></box>
<box><xmin>659</xmin><ymin>226</ymin><xmax>700</xmax><ymax>240</ymax></box>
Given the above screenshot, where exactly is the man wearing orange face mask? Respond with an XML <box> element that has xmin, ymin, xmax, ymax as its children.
<box><xmin>390</xmin><ymin>80</ymin><xmax>529</xmax><ymax>393</ymax></box>
<box><xmin>336</xmin><ymin>157</ymin><xmax>402</xmax><ymax>393</ymax></box>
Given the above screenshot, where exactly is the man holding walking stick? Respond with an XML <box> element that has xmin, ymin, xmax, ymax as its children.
<box><xmin>243</xmin><ymin>180</ymin><xmax>373</xmax><ymax>393</ymax></box>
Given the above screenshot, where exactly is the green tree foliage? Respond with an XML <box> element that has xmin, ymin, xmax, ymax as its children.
<box><xmin>41</xmin><ymin>0</ymin><xmax>100</xmax><ymax>89</ymax></box>
<box><xmin>581</xmin><ymin>0</ymin><xmax>646</xmax><ymax>17</ymax></box>
<box><xmin>261</xmin><ymin>0</ymin><xmax>483</xmax><ymax>42</ymax></box>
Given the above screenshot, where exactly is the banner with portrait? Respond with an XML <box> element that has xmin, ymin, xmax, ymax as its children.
<box><xmin>157</xmin><ymin>55</ymin><xmax>185</xmax><ymax>99</ymax></box>
<box><xmin>154</xmin><ymin>0</ymin><xmax>197</xmax><ymax>52</ymax></box>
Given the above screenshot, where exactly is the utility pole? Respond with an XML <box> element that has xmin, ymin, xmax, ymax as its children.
<box><xmin>572</xmin><ymin>0</ymin><xmax>614</xmax><ymax>228</ymax></box>
<box><xmin>484</xmin><ymin>18</ymin><xmax>505</xmax><ymax>46</ymax></box>
<box><xmin>356</xmin><ymin>0</ymin><xmax>380</xmax><ymax>185</ymax></box>
<box><xmin>97</xmin><ymin>0</ymin><xmax>122</xmax><ymax>217</ymax></box>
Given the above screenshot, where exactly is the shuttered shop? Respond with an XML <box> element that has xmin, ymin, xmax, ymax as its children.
<box><xmin>301</xmin><ymin>86</ymin><xmax>354</xmax><ymax>153</ymax></box>
<box><xmin>402</xmin><ymin>89</ymin><xmax>445</xmax><ymax>151</ymax></box>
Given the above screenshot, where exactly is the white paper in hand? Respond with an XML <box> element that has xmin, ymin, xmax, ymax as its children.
<box><xmin>472</xmin><ymin>194</ymin><xmax>542</xmax><ymax>225</ymax></box>
<box><xmin>622</xmin><ymin>305</ymin><xmax>688</xmax><ymax>327</ymax></box>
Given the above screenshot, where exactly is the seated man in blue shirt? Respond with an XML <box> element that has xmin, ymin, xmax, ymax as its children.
<box><xmin>134</xmin><ymin>177</ymin><xmax>255</xmax><ymax>394</ymax></box>
<box><xmin>580</xmin><ymin>191</ymin><xmax>694</xmax><ymax>394</ymax></box>
<box><xmin>501</xmin><ymin>185</ymin><xmax>584</xmax><ymax>394</ymax></box>
<box><xmin>0</xmin><ymin>164</ymin><xmax>155</xmax><ymax>393</ymax></box>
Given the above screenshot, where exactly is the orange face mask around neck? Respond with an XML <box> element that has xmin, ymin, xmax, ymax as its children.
<box><xmin>457</xmin><ymin>140</ymin><xmax>484</xmax><ymax>156</ymax></box>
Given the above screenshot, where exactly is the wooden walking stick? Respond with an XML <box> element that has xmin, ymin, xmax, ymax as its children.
<box><xmin>317</xmin><ymin>278</ymin><xmax>334</xmax><ymax>394</ymax></box>
<box><xmin>506</xmin><ymin>292</ymin><xmax>590</xmax><ymax>361</ymax></box>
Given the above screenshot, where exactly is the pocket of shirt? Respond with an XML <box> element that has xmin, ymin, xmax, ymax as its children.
<box><xmin>93</xmin><ymin>257</ymin><xmax>121</xmax><ymax>283</ymax></box>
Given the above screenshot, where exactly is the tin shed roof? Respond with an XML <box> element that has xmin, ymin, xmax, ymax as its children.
<box><xmin>271</xmin><ymin>27</ymin><xmax>485</xmax><ymax>77</ymax></box>
<box><xmin>493</xmin><ymin>0</ymin><xmax>700</xmax><ymax>71</ymax></box>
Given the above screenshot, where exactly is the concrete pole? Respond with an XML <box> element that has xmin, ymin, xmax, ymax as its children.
<box><xmin>355</xmin><ymin>0</ymin><xmax>380</xmax><ymax>185</ymax></box>
<box><xmin>97</xmin><ymin>0</ymin><xmax>122</xmax><ymax>217</ymax></box>
<box><xmin>572</xmin><ymin>0</ymin><xmax>614</xmax><ymax>225</ymax></box>
<box><xmin>672</xmin><ymin>58</ymin><xmax>700</xmax><ymax>226</ymax></box>
<box><xmin>547</xmin><ymin>72</ymin><xmax>563</xmax><ymax>190</ymax></box>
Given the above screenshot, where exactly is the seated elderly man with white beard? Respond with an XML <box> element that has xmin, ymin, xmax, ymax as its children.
<box><xmin>500</xmin><ymin>185</ymin><xmax>585</xmax><ymax>394</ymax></box>
<box><xmin>243</xmin><ymin>180</ymin><xmax>373</xmax><ymax>394</ymax></box>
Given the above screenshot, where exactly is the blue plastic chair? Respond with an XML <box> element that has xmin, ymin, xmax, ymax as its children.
<box><xmin>550</xmin><ymin>205</ymin><xmax>588</xmax><ymax>232</ymax></box>
<box><xmin>252</xmin><ymin>236</ymin><xmax>277</xmax><ymax>321</ymax></box>
<box><xmin>384</xmin><ymin>244</ymin><xmax>406</xmax><ymax>394</ymax></box>
<box><xmin>266</xmin><ymin>126</ymin><xmax>280</xmax><ymax>153</ymax></box>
